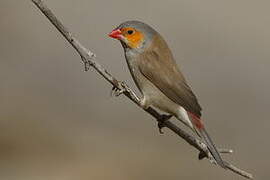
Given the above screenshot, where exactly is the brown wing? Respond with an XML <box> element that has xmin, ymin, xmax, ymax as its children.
<box><xmin>138</xmin><ymin>35</ymin><xmax>202</xmax><ymax>117</ymax></box>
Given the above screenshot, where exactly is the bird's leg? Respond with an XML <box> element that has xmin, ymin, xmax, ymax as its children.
<box><xmin>157</xmin><ymin>114</ymin><xmax>173</xmax><ymax>134</ymax></box>
<box><xmin>139</xmin><ymin>98</ymin><xmax>172</xmax><ymax>134</ymax></box>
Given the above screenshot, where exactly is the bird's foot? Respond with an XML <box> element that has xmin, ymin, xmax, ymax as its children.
<box><xmin>157</xmin><ymin>114</ymin><xmax>173</xmax><ymax>134</ymax></box>
<box><xmin>198</xmin><ymin>150</ymin><xmax>217</xmax><ymax>165</ymax></box>
<box><xmin>111</xmin><ymin>81</ymin><xmax>127</xmax><ymax>97</ymax></box>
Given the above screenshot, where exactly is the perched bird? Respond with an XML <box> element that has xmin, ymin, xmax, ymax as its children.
<box><xmin>109</xmin><ymin>20</ymin><xmax>226</xmax><ymax>168</ymax></box>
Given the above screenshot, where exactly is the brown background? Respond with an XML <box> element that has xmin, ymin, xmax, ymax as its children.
<box><xmin>0</xmin><ymin>0</ymin><xmax>269</xmax><ymax>179</ymax></box>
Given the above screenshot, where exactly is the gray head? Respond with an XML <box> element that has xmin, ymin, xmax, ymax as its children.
<box><xmin>109</xmin><ymin>20</ymin><xmax>158</xmax><ymax>51</ymax></box>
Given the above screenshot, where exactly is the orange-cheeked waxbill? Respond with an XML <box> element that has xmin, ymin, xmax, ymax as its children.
<box><xmin>109</xmin><ymin>20</ymin><xmax>226</xmax><ymax>168</ymax></box>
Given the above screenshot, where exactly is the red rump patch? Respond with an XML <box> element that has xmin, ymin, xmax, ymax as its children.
<box><xmin>188</xmin><ymin>112</ymin><xmax>204</xmax><ymax>129</ymax></box>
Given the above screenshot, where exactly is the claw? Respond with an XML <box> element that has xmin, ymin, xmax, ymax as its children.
<box><xmin>110</xmin><ymin>86</ymin><xmax>124</xmax><ymax>97</ymax></box>
<box><xmin>198</xmin><ymin>151</ymin><xmax>207</xmax><ymax>160</ymax></box>
<box><xmin>110</xmin><ymin>81</ymin><xmax>127</xmax><ymax>97</ymax></box>
<box><xmin>157</xmin><ymin>114</ymin><xmax>173</xmax><ymax>134</ymax></box>
<box><xmin>158</xmin><ymin>121</ymin><xmax>165</xmax><ymax>134</ymax></box>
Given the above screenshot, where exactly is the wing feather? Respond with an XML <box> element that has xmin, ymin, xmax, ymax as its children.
<box><xmin>138</xmin><ymin>35</ymin><xmax>202</xmax><ymax>117</ymax></box>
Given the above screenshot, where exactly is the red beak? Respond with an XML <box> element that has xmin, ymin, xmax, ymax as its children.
<box><xmin>108</xmin><ymin>29</ymin><xmax>122</xmax><ymax>39</ymax></box>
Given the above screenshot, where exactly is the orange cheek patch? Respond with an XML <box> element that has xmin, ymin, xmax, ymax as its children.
<box><xmin>121</xmin><ymin>28</ymin><xmax>144</xmax><ymax>48</ymax></box>
<box><xmin>127</xmin><ymin>32</ymin><xmax>144</xmax><ymax>48</ymax></box>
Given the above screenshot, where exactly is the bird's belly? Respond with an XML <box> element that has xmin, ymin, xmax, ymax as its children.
<box><xmin>142</xmin><ymin>80</ymin><xmax>180</xmax><ymax>116</ymax></box>
<box><xmin>131</xmin><ymin>68</ymin><xmax>180</xmax><ymax>115</ymax></box>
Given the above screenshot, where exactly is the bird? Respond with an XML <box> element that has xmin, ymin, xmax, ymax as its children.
<box><xmin>108</xmin><ymin>20</ymin><xmax>226</xmax><ymax>168</ymax></box>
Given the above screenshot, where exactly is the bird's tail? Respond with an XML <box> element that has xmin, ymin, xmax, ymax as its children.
<box><xmin>188</xmin><ymin>112</ymin><xmax>227</xmax><ymax>169</ymax></box>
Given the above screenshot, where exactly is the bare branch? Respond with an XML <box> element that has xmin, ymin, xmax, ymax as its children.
<box><xmin>31</xmin><ymin>0</ymin><xmax>253</xmax><ymax>179</ymax></box>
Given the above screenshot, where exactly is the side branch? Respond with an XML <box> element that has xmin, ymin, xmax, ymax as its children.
<box><xmin>31</xmin><ymin>0</ymin><xmax>253</xmax><ymax>179</ymax></box>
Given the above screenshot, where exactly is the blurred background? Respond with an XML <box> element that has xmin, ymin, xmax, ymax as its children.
<box><xmin>0</xmin><ymin>0</ymin><xmax>269</xmax><ymax>179</ymax></box>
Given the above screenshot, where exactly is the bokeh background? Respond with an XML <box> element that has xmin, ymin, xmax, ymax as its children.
<box><xmin>0</xmin><ymin>0</ymin><xmax>269</xmax><ymax>179</ymax></box>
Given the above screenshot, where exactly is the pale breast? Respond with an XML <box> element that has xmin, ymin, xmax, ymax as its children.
<box><xmin>124</xmin><ymin>50</ymin><xmax>146</xmax><ymax>93</ymax></box>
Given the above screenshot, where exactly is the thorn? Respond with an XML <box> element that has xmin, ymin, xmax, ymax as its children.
<box><xmin>219</xmin><ymin>148</ymin><xmax>234</xmax><ymax>154</ymax></box>
<box><xmin>82</xmin><ymin>56</ymin><xmax>91</xmax><ymax>71</ymax></box>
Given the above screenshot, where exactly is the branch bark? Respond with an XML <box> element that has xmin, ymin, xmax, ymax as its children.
<box><xmin>31</xmin><ymin>0</ymin><xmax>253</xmax><ymax>179</ymax></box>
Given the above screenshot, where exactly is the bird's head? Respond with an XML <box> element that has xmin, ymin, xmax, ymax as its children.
<box><xmin>109</xmin><ymin>21</ymin><xmax>156</xmax><ymax>50</ymax></box>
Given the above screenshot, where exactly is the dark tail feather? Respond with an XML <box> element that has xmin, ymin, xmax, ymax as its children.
<box><xmin>188</xmin><ymin>112</ymin><xmax>226</xmax><ymax>168</ymax></box>
<box><xmin>199</xmin><ymin>127</ymin><xmax>227</xmax><ymax>169</ymax></box>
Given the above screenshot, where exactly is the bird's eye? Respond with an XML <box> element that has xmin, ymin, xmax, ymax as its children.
<box><xmin>127</xmin><ymin>30</ymin><xmax>134</xmax><ymax>35</ymax></box>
